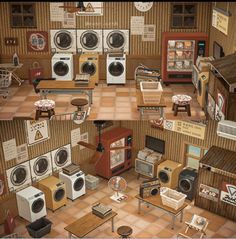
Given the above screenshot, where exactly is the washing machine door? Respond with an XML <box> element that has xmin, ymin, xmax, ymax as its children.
<box><xmin>54</xmin><ymin>31</ymin><xmax>73</xmax><ymax>50</ymax></box>
<box><xmin>54</xmin><ymin>148</ymin><xmax>69</xmax><ymax>167</ymax></box>
<box><xmin>107</xmin><ymin>31</ymin><xmax>125</xmax><ymax>49</ymax></box>
<box><xmin>81</xmin><ymin>62</ymin><xmax>96</xmax><ymax>76</ymax></box>
<box><xmin>31</xmin><ymin>198</ymin><xmax>45</xmax><ymax>213</ymax></box>
<box><xmin>10</xmin><ymin>166</ymin><xmax>27</xmax><ymax>186</ymax></box>
<box><xmin>179</xmin><ymin>178</ymin><xmax>192</xmax><ymax>193</ymax></box>
<box><xmin>73</xmin><ymin>177</ymin><xmax>84</xmax><ymax>191</ymax></box>
<box><xmin>54</xmin><ymin>188</ymin><xmax>65</xmax><ymax>202</ymax></box>
<box><xmin>81</xmin><ymin>31</ymin><xmax>99</xmax><ymax>50</ymax></box>
<box><xmin>34</xmin><ymin>157</ymin><xmax>49</xmax><ymax>176</ymax></box>
<box><xmin>197</xmin><ymin>79</ymin><xmax>202</xmax><ymax>96</ymax></box>
<box><xmin>108</xmin><ymin>61</ymin><xmax>124</xmax><ymax>77</ymax></box>
<box><xmin>158</xmin><ymin>170</ymin><xmax>169</xmax><ymax>184</ymax></box>
<box><xmin>53</xmin><ymin>61</ymin><xmax>69</xmax><ymax>77</ymax></box>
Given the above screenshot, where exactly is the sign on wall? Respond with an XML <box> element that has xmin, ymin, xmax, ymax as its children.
<box><xmin>220</xmin><ymin>182</ymin><xmax>236</xmax><ymax>207</ymax></box>
<box><xmin>76</xmin><ymin>2</ymin><xmax>103</xmax><ymax>16</ymax></box>
<box><xmin>199</xmin><ymin>184</ymin><xmax>219</xmax><ymax>202</ymax></box>
<box><xmin>212</xmin><ymin>8</ymin><xmax>229</xmax><ymax>35</ymax></box>
<box><xmin>2</xmin><ymin>138</ymin><xmax>17</xmax><ymax>161</ymax></box>
<box><xmin>26</xmin><ymin>31</ymin><xmax>48</xmax><ymax>52</ymax></box>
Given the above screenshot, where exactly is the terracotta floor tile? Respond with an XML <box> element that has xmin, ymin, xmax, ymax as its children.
<box><xmin>156</xmin><ymin>228</ymin><xmax>176</xmax><ymax>238</ymax></box>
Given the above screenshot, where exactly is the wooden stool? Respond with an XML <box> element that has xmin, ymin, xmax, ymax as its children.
<box><xmin>117</xmin><ymin>226</ymin><xmax>133</xmax><ymax>238</ymax></box>
<box><xmin>34</xmin><ymin>99</ymin><xmax>55</xmax><ymax>120</ymax></box>
<box><xmin>71</xmin><ymin>98</ymin><xmax>88</xmax><ymax>111</ymax></box>
<box><xmin>172</xmin><ymin>95</ymin><xmax>192</xmax><ymax>116</ymax></box>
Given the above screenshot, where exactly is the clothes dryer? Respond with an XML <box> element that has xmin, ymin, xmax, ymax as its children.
<box><xmin>106</xmin><ymin>53</ymin><xmax>126</xmax><ymax>84</ymax></box>
<box><xmin>51</xmin><ymin>53</ymin><xmax>74</xmax><ymax>80</ymax></box>
<box><xmin>16</xmin><ymin>186</ymin><xmax>46</xmax><ymax>222</ymax></box>
<box><xmin>59</xmin><ymin>171</ymin><xmax>86</xmax><ymax>200</ymax></box>
<box><xmin>77</xmin><ymin>29</ymin><xmax>103</xmax><ymax>53</ymax></box>
<box><xmin>50</xmin><ymin>29</ymin><xmax>76</xmax><ymax>53</ymax></box>
<box><xmin>6</xmin><ymin>161</ymin><xmax>31</xmax><ymax>192</ymax></box>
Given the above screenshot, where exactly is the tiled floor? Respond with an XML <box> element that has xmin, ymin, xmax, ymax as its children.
<box><xmin>0</xmin><ymin>80</ymin><xmax>206</xmax><ymax>120</ymax></box>
<box><xmin>1</xmin><ymin>169</ymin><xmax>236</xmax><ymax>238</ymax></box>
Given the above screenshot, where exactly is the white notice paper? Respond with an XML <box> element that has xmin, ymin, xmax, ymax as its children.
<box><xmin>71</xmin><ymin>128</ymin><xmax>81</xmax><ymax>148</ymax></box>
<box><xmin>2</xmin><ymin>139</ymin><xmax>17</xmax><ymax>161</ymax></box>
<box><xmin>80</xmin><ymin>132</ymin><xmax>89</xmax><ymax>150</ymax></box>
<box><xmin>50</xmin><ymin>2</ymin><xmax>64</xmax><ymax>22</ymax></box>
<box><xmin>62</xmin><ymin>12</ymin><xmax>76</xmax><ymax>28</ymax></box>
<box><xmin>142</xmin><ymin>24</ymin><xmax>156</xmax><ymax>41</ymax></box>
<box><xmin>131</xmin><ymin>16</ymin><xmax>144</xmax><ymax>35</ymax></box>
<box><xmin>17</xmin><ymin>144</ymin><xmax>28</xmax><ymax>163</ymax></box>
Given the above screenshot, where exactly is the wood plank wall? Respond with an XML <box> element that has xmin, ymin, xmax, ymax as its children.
<box><xmin>0</xmin><ymin>2</ymin><xmax>212</xmax><ymax>80</ymax></box>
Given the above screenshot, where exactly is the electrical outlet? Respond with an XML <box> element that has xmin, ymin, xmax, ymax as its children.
<box><xmin>4</xmin><ymin>37</ymin><xmax>18</xmax><ymax>46</ymax></box>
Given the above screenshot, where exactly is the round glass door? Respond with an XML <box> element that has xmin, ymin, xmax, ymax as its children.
<box><xmin>31</xmin><ymin>198</ymin><xmax>44</xmax><ymax>213</ymax></box>
<box><xmin>81</xmin><ymin>62</ymin><xmax>96</xmax><ymax>76</ymax></box>
<box><xmin>107</xmin><ymin>31</ymin><xmax>125</xmax><ymax>49</ymax></box>
<box><xmin>158</xmin><ymin>170</ymin><xmax>169</xmax><ymax>183</ymax></box>
<box><xmin>53</xmin><ymin>62</ymin><xmax>69</xmax><ymax>77</ymax></box>
<box><xmin>11</xmin><ymin>166</ymin><xmax>27</xmax><ymax>186</ymax></box>
<box><xmin>55</xmin><ymin>31</ymin><xmax>72</xmax><ymax>50</ymax></box>
<box><xmin>108</xmin><ymin>62</ymin><xmax>124</xmax><ymax>77</ymax></box>
<box><xmin>34</xmin><ymin>157</ymin><xmax>49</xmax><ymax>176</ymax></box>
<box><xmin>54</xmin><ymin>188</ymin><xmax>65</xmax><ymax>202</ymax></box>
<box><xmin>81</xmin><ymin>31</ymin><xmax>99</xmax><ymax>50</ymax></box>
<box><xmin>73</xmin><ymin>178</ymin><xmax>84</xmax><ymax>191</ymax></box>
<box><xmin>179</xmin><ymin>178</ymin><xmax>192</xmax><ymax>192</ymax></box>
<box><xmin>55</xmin><ymin>148</ymin><xmax>68</xmax><ymax>167</ymax></box>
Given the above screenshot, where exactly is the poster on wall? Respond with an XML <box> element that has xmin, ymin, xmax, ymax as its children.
<box><xmin>142</xmin><ymin>24</ymin><xmax>156</xmax><ymax>41</ymax></box>
<box><xmin>0</xmin><ymin>174</ymin><xmax>7</xmax><ymax>197</ymax></box>
<box><xmin>207</xmin><ymin>93</ymin><xmax>216</xmax><ymax>120</ymax></box>
<box><xmin>71</xmin><ymin>127</ymin><xmax>81</xmax><ymax>148</ymax></box>
<box><xmin>2</xmin><ymin>138</ymin><xmax>17</xmax><ymax>161</ymax></box>
<box><xmin>16</xmin><ymin>144</ymin><xmax>29</xmax><ymax>163</ymax></box>
<box><xmin>62</xmin><ymin>12</ymin><xmax>76</xmax><ymax>28</ymax></box>
<box><xmin>50</xmin><ymin>2</ymin><xmax>64</xmax><ymax>21</ymax></box>
<box><xmin>131</xmin><ymin>16</ymin><xmax>144</xmax><ymax>35</ymax></box>
<box><xmin>26</xmin><ymin>120</ymin><xmax>49</xmax><ymax>146</ymax></box>
<box><xmin>215</xmin><ymin>104</ymin><xmax>225</xmax><ymax>122</ymax></box>
<box><xmin>212</xmin><ymin>8</ymin><xmax>229</xmax><ymax>35</ymax></box>
<box><xmin>27</xmin><ymin>31</ymin><xmax>48</xmax><ymax>52</ymax></box>
<box><xmin>199</xmin><ymin>184</ymin><xmax>219</xmax><ymax>202</ymax></box>
<box><xmin>76</xmin><ymin>2</ymin><xmax>103</xmax><ymax>16</ymax></box>
<box><xmin>220</xmin><ymin>182</ymin><xmax>236</xmax><ymax>207</ymax></box>
<box><xmin>80</xmin><ymin>132</ymin><xmax>89</xmax><ymax>150</ymax></box>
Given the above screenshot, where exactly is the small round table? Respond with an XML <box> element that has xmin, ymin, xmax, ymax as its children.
<box><xmin>71</xmin><ymin>98</ymin><xmax>88</xmax><ymax>112</ymax></box>
<box><xmin>117</xmin><ymin>226</ymin><xmax>133</xmax><ymax>238</ymax></box>
<box><xmin>34</xmin><ymin>99</ymin><xmax>55</xmax><ymax>120</ymax></box>
<box><xmin>172</xmin><ymin>94</ymin><xmax>192</xmax><ymax>116</ymax></box>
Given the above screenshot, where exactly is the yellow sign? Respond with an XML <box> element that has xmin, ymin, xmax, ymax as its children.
<box><xmin>212</xmin><ymin>8</ymin><xmax>229</xmax><ymax>35</ymax></box>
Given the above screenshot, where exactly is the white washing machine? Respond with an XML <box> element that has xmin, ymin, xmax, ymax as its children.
<box><xmin>51</xmin><ymin>144</ymin><xmax>72</xmax><ymax>172</ymax></box>
<box><xmin>59</xmin><ymin>171</ymin><xmax>86</xmax><ymax>200</ymax></box>
<box><xmin>103</xmin><ymin>29</ymin><xmax>129</xmax><ymax>54</ymax></box>
<box><xmin>16</xmin><ymin>186</ymin><xmax>47</xmax><ymax>222</ymax></box>
<box><xmin>77</xmin><ymin>29</ymin><xmax>103</xmax><ymax>53</ymax></box>
<box><xmin>6</xmin><ymin>161</ymin><xmax>32</xmax><ymax>192</ymax></box>
<box><xmin>50</xmin><ymin>29</ymin><xmax>77</xmax><ymax>53</ymax></box>
<box><xmin>106</xmin><ymin>53</ymin><xmax>126</xmax><ymax>84</ymax></box>
<box><xmin>51</xmin><ymin>53</ymin><xmax>74</xmax><ymax>80</ymax></box>
<box><xmin>29</xmin><ymin>152</ymin><xmax>52</xmax><ymax>182</ymax></box>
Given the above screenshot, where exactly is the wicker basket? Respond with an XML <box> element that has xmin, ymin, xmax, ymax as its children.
<box><xmin>160</xmin><ymin>187</ymin><xmax>186</xmax><ymax>210</ymax></box>
<box><xmin>85</xmin><ymin>174</ymin><xmax>99</xmax><ymax>190</ymax></box>
<box><xmin>140</xmin><ymin>82</ymin><xmax>163</xmax><ymax>104</ymax></box>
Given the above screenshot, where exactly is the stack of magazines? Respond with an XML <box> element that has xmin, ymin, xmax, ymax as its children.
<box><xmin>74</xmin><ymin>73</ymin><xmax>90</xmax><ymax>85</ymax></box>
<box><xmin>92</xmin><ymin>203</ymin><xmax>112</xmax><ymax>218</ymax></box>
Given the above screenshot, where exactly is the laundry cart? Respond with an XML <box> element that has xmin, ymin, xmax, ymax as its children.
<box><xmin>0</xmin><ymin>69</ymin><xmax>12</xmax><ymax>98</ymax></box>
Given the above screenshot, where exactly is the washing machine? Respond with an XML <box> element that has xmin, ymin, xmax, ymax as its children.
<box><xmin>197</xmin><ymin>72</ymin><xmax>209</xmax><ymax>109</ymax></box>
<box><xmin>106</xmin><ymin>53</ymin><xmax>126</xmax><ymax>84</ymax></box>
<box><xmin>6</xmin><ymin>161</ymin><xmax>32</xmax><ymax>192</ymax></box>
<box><xmin>103</xmin><ymin>29</ymin><xmax>129</xmax><ymax>54</ymax></box>
<box><xmin>16</xmin><ymin>186</ymin><xmax>47</xmax><ymax>222</ymax></box>
<box><xmin>50</xmin><ymin>29</ymin><xmax>77</xmax><ymax>53</ymax></box>
<box><xmin>178</xmin><ymin>167</ymin><xmax>198</xmax><ymax>201</ymax></box>
<box><xmin>77</xmin><ymin>29</ymin><xmax>103</xmax><ymax>54</ymax></box>
<box><xmin>59</xmin><ymin>171</ymin><xmax>86</xmax><ymax>201</ymax></box>
<box><xmin>51</xmin><ymin>53</ymin><xmax>74</xmax><ymax>80</ymax></box>
<box><xmin>29</xmin><ymin>152</ymin><xmax>52</xmax><ymax>182</ymax></box>
<box><xmin>157</xmin><ymin>160</ymin><xmax>183</xmax><ymax>189</ymax></box>
<box><xmin>38</xmin><ymin>176</ymin><xmax>67</xmax><ymax>212</ymax></box>
<box><xmin>51</xmin><ymin>144</ymin><xmax>72</xmax><ymax>172</ymax></box>
<box><xmin>79</xmin><ymin>53</ymin><xmax>99</xmax><ymax>84</ymax></box>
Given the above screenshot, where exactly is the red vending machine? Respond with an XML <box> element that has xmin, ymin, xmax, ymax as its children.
<box><xmin>95</xmin><ymin>127</ymin><xmax>133</xmax><ymax>179</ymax></box>
<box><xmin>161</xmin><ymin>32</ymin><xmax>208</xmax><ymax>84</ymax></box>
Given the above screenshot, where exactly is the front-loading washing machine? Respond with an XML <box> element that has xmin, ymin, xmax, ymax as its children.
<box><xmin>6</xmin><ymin>161</ymin><xmax>32</xmax><ymax>192</ymax></box>
<box><xmin>106</xmin><ymin>53</ymin><xmax>126</xmax><ymax>84</ymax></box>
<box><xmin>59</xmin><ymin>171</ymin><xmax>86</xmax><ymax>201</ymax></box>
<box><xmin>77</xmin><ymin>29</ymin><xmax>103</xmax><ymax>54</ymax></box>
<box><xmin>52</xmin><ymin>53</ymin><xmax>74</xmax><ymax>80</ymax></box>
<box><xmin>50</xmin><ymin>29</ymin><xmax>77</xmax><ymax>53</ymax></box>
<box><xmin>38</xmin><ymin>176</ymin><xmax>67</xmax><ymax>212</ymax></box>
<box><xmin>16</xmin><ymin>186</ymin><xmax>47</xmax><ymax>222</ymax></box>
<box><xmin>157</xmin><ymin>160</ymin><xmax>183</xmax><ymax>189</ymax></box>
<box><xmin>79</xmin><ymin>53</ymin><xmax>99</xmax><ymax>84</ymax></box>
<box><xmin>51</xmin><ymin>144</ymin><xmax>72</xmax><ymax>172</ymax></box>
<box><xmin>103</xmin><ymin>29</ymin><xmax>129</xmax><ymax>54</ymax></box>
<box><xmin>29</xmin><ymin>152</ymin><xmax>52</xmax><ymax>182</ymax></box>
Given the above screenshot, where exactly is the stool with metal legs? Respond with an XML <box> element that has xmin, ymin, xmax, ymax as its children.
<box><xmin>117</xmin><ymin>226</ymin><xmax>133</xmax><ymax>238</ymax></box>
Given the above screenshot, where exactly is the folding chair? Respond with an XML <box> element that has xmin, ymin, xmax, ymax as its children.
<box><xmin>0</xmin><ymin>69</ymin><xmax>12</xmax><ymax>99</ymax></box>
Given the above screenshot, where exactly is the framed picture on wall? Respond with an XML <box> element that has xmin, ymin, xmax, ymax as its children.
<box><xmin>26</xmin><ymin>31</ymin><xmax>48</xmax><ymax>52</ymax></box>
<box><xmin>207</xmin><ymin>93</ymin><xmax>216</xmax><ymax>120</ymax></box>
<box><xmin>0</xmin><ymin>173</ymin><xmax>7</xmax><ymax>196</ymax></box>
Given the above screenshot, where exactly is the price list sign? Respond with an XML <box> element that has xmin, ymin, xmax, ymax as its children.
<box><xmin>199</xmin><ymin>184</ymin><xmax>219</xmax><ymax>202</ymax></box>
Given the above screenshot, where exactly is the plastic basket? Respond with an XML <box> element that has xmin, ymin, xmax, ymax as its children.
<box><xmin>160</xmin><ymin>187</ymin><xmax>186</xmax><ymax>210</ymax></box>
<box><xmin>85</xmin><ymin>174</ymin><xmax>99</xmax><ymax>190</ymax></box>
<box><xmin>140</xmin><ymin>82</ymin><xmax>163</xmax><ymax>104</ymax></box>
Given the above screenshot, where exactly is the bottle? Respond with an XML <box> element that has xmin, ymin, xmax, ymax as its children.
<box><xmin>13</xmin><ymin>53</ymin><xmax>19</xmax><ymax>66</ymax></box>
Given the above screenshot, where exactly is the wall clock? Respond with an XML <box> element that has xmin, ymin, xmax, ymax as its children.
<box><xmin>134</xmin><ymin>2</ymin><xmax>153</xmax><ymax>12</ymax></box>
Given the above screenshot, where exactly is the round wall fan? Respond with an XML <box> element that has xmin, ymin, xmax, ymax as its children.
<box><xmin>108</xmin><ymin>176</ymin><xmax>127</xmax><ymax>203</ymax></box>
<box><xmin>77</xmin><ymin>121</ymin><xmax>131</xmax><ymax>165</ymax></box>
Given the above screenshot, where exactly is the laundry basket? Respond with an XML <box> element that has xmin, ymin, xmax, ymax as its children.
<box><xmin>0</xmin><ymin>69</ymin><xmax>12</xmax><ymax>99</ymax></box>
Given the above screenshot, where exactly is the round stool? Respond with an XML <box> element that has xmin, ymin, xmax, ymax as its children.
<box><xmin>172</xmin><ymin>94</ymin><xmax>192</xmax><ymax>116</ymax></box>
<box><xmin>117</xmin><ymin>226</ymin><xmax>133</xmax><ymax>238</ymax></box>
<box><xmin>71</xmin><ymin>98</ymin><xmax>88</xmax><ymax>111</ymax></box>
<box><xmin>34</xmin><ymin>99</ymin><xmax>55</xmax><ymax>120</ymax></box>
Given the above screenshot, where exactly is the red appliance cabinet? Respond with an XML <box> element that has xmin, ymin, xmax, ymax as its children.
<box><xmin>161</xmin><ymin>32</ymin><xmax>208</xmax><ymax>84</ymax></box>
<box><xmin>95</xmin><ymin>127</ymin><xmax>133</xmax><ymax>179</ymax></box>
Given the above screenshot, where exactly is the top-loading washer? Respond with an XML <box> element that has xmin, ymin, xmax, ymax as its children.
<box><xmin>51</xmin><ymin>53</ymin><xmax>74</xmax><ymax>80</ymax></box>
<box><xmin>6</xmin><ymin>161</ymin><xmax>32</xmax><ymax>192</ymax></box>
<box><xmin>77</xmin><ymin>29</ymin><xmax>103</xmax><ymax>53</ymax></box>
<box><xmin>16</xmin><ymin>186</ymin><xmax>47</xmax><ymax>222</ymax></box>
<box><xmin>50</xmin><ymin>29</ymin><xmax>77</xmax><ymax>53</ymax></box>
<box><xmin>103</xmin><ymin>29</ymin><xmax>129</xmax><ymax>54</ymax></box>
<box><xmin>51</xmin><ymin>144</ymin><xmax>72</xmax><ymax>172</ymax></box>
<box><xmin>29</xmin><ymin>152</ymin><xmax>52</xmax><ymax>182</ymax></box>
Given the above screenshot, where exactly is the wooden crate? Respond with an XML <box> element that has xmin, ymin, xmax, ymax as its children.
<box><xmin>140</xmin><ymin>82</ymin><xmax>163</xmax><ymax>104</ymax></box>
